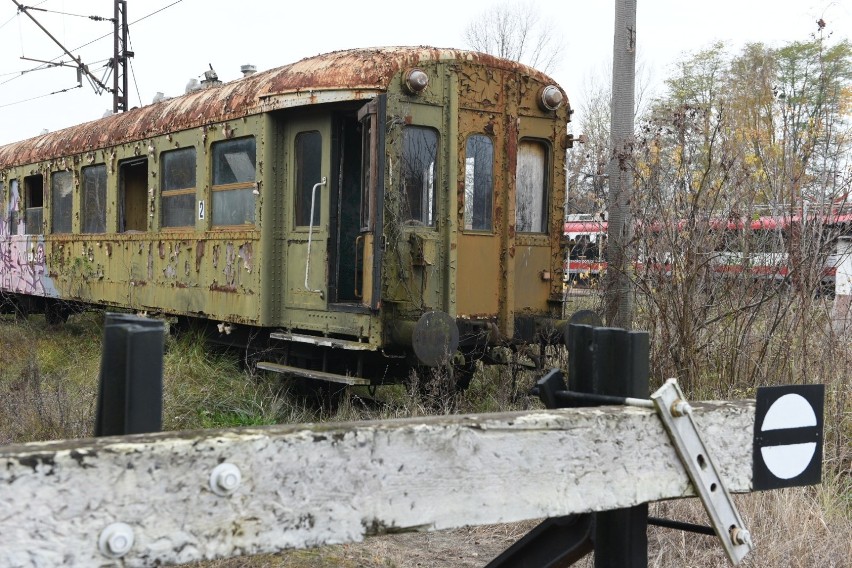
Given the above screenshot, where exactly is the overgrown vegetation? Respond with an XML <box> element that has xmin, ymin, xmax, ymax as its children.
<box><xmin>561</xmin><ymin>28</ymin><xmax>852</xmax><ymax>568</ymax></box>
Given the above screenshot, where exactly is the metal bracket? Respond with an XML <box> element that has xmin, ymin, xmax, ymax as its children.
<box><xmin>651</xmin><ymin>378</ymin><xmax>754</xmax><ymax>565</ymax></box>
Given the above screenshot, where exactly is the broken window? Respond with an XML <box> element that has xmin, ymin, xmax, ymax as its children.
<box><xmin>515</xmin><ymin>140</ymin><xmax>548</xmax><ymax>233</ymax></box>
<box><xmin>401</xmin><ymin>126</ymin><xmax>437</xmax><ymax>227</ymax></box>
<box><xmin>161</xmin><ymin>147</ymin><xmax>196</xmax><ymax>228</ymax></box>
<box><xmin>212</xmin><ymin>137</ymin><xmax>256</xmax><ymax>226</ymax></box>
<box><xmin>51</xmin><ymin>171</ymin><xmax>73</xmax><ymax>234</ymax></box>
<box><xmin>294</xmin><ymin>131</ymin><xmax>322</xmax><ymax>227</ymax></box>
<box><xmin>82</xmin><ymin>164</ymin><xmax>107</xmax><ymax>233</ymax></box>
<box><xmin>24</xmin><ymin>174</ymin><xmax>44</xmax><ymax>235</ymax></box>
<box><xmin>464</xmin><ymin>134</ymin><xmax>494</xmax><ymax>231</ymax></box>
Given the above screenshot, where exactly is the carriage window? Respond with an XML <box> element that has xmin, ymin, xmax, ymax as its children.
<box><xmin>82</xmin><ymin>165</ymin><xmax>107</xmax><ymax>233</ymax></box>
<box><xmin>162</xmin><ymin>147</ymin><xmax>197</xmax><ymax>228</ymax></box>
<box><xmin>51</xmin><ymin>171</ymin><xmax>73</xmax><ymax>234</ymax></box>
<box><xmin>516</xmin><ymin>140</ymin><xmax>548</xmax><ymax>233</ymax></box>
<box><xmin>464</xmin><ymin>135</ymin><xmax>493</xmax><ymax>231</ymax></box>
<box><xmin>7</xmin><ymin>179</ymin><xmax>22</xmax><ymax>235</ymax></box>
<box><xmin>295</xmin><ymin>131</ymin><xmax>322</xmax><ymax>226</ymax></box>
<box><xmin>402</xmin><ymin>126</ymin><xmax>437</xmax><ymax>227</ymax></box>
<box><xmin>0</xmin><ymin>181</ymin><xmax>5</xmax><ymax>233</ymax></box>
<box><xmin>23</xmin><ymin>175</ymin><xmax>44</xmax><ymax>235</ymax></box>
<box><xmin>212</xmin><ymin>137</ymin><xmax>256</xmax><ymax>226</ymax></box>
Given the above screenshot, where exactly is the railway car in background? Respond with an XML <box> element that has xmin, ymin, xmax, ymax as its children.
<box><xmin>0</xmin><ymin>47</ymin><xmax>573</xmax><ymax>388</ymax></box>
<box><xmin>563</xmin><ymin>214</ymin><xmax>607</xmax><ymax>284</ymax></box>
<box><xmin>563</xmin><ymin>214</ymin><xmax>850</xmax><ymax>291</ymax></box>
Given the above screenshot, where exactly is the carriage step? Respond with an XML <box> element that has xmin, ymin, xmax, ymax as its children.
<box><xmin>255</xmin><ymin>361</ymin><xmax>371</xmax><ymax>386</ymax></box>
<box><xmin>269</xmin><ymin>332</ymin><xmax>374</xmax><ymax>351</ymax></box>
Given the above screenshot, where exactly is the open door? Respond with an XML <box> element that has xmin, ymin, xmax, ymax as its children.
<box><xmin>327</xmin><ymin>97</ymin><xmax>385</xmax><ymax>311</ymax></box>
<box><xmin>327</xmin><ymin>106</ymin><xmax>368</xmax><ymax>308</ymax></box>
<box><xmin>119</xmin><ymin>158</ymin><xmax>148</xmax><ymax>232</ymax></box>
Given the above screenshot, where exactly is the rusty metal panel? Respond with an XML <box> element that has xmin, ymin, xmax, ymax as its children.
<box><xmin>457</xmin><ymin>65</ymin><xmax>504</xmax><ymax>111</ymax></box>
<box><xmin>39</xmin><ymin>232</ymin><xmax>263</xmax><ymax>324</ymax></box>
<box><xmin>513</xmin><ymin>242</ymin><xmax>553</xmax><ymax>311</ymax></box>
<box><xmin>457</xmin><ymin>234</ymin><xmax>500</xmax><ymax>316</ymax></box>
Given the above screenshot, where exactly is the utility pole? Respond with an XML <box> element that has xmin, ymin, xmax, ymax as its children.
<box><xmin>599</xmin><ymin>2</ymin><xmax>643</xmax><ymax>567</ymax></box>
<box><xmin>604</xmin><ymin>0</ymin><xmax>637</xmax><ymax>330</ymax></box>
<box><xmin>112</xmin><ymin>0</ymin><xmax>132</xmax><ymax>113</ymax></box>
<box><xmin>12</xmin><ymin>0</ymin><xmax>133</xmax><ymax>113</ymax></box>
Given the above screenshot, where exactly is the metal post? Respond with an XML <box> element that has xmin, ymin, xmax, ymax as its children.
<box><xmin>591</xmin><ymin>327</ymin><xmax>649</xmax><ymax>568</ymax></box>
<box><xmin>489</xmin><ymin>324</ymin><xmax>650</xmax><ymax>567</ymax></box>
<box><xmin>95</xmin><ymin>313</ymin><xmax>164</xmax><ymax>436</ymax></box>
<box><xmin>113</xmin><ymin>0</ymin><xmax>131</xmax><ymax>113</ymax></box>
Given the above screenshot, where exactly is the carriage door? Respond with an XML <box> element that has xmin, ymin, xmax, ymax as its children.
<box><xmin>285</xmin><ymin>116</ymin><xmax>331</xmax><ymax>310</ymax></box>
<box><xmin>327</xmin><ymin>98</ymin><xmax>383</xmax><ymax>309</ymax></box>
<box><xmin>354</xmin><ymin>97</ymin><xmax>383</xmax><ymax>309</ymax></box>
<box><xmin>456</xmin><ymin>111</ymin><xmax>502</xmax><ymax>319</ymax></box>
<box><xmin>119</xmin><ymin>157</ymin><xmax>148</xmax><ymax>232</ymax></box>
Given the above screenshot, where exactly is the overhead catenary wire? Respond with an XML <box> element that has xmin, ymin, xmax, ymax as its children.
<box><xmin>126</xmin><ymin>32</ymin><xmax>142</xmax><ymax>108</ymax></box>
<box><xmin>0</xmin><ymin>83</ymin><xmax>80</xmax><ymax>109</ymax></box>
<box><xmin>11</xmin><ymin>5</ymin><xmax>114</xmax><ymax>21</ymax></box>
<box><xmin>0</xmin><ymin>10</ymin><xmax>16</xmax><ymax>31</ymax></box>
<box><xmin>2</xmin><ymin>0</ymin><xmax>113</xmax><ymax>89</ymax></box>
<box><xmin>0</xmin><ymin>56</ymin><xmax>110</xmax><ymax>79</ymax></box>
<box><xmin>0</xmin><ymin>0</ymin><xmax>184</xmax><ymax>88</ymax></box>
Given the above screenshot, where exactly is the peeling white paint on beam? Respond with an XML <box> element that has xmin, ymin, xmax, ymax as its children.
<box><xmin>0</xmin><ymin>402</ymin><xmax>754</xmax><ymax>567</ymax></box>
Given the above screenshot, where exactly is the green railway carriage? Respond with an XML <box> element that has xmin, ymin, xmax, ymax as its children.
<box><xmin>0</xmin><ymin>46</ymin><xmax>573</xmax><ymax>386</ymax></box>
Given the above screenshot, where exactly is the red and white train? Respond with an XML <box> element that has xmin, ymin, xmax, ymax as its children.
<box><xmin>563</xmin><ymin>212</ymin><xmax>852</xmax><ymax>292</ymax></box>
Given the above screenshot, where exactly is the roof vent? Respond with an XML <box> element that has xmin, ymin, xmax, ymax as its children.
<box><xmin>241</xmin><ymin>64</ymin><xmax>257</xmax><ymax>77</ymax></box>
<box><xmin>201</xmin><ymin>65</ymin><xmax>221</xmax><ymax>88</ymax></box>
<box><xmin>185</xmin><ymin>78</ymin><xmax>201</xmax><ymax>93</ymax></box>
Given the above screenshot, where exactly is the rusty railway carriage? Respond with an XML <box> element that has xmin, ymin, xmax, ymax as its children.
<box><xmin>0</xmin><ymin>46</ymin><xmax>572</xmax><ymax>387</ymax></box>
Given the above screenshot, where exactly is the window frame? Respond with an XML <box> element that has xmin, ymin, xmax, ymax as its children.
<box><xmin>400</xmin><ymin>125</ymin><xmax>439</xmax><ymax>228</ymax></box>
<box><xmin>7</xmin><ymin>179</ymin><xmax>21</xmax><ymax>235</ymax></box>
<box><xmin>463</xmin><ymin>133</ymin><xmax>495</xmax><ymax>233</ymax></box>
<box><xmin>294</xmin><ymin>130</ymin><xmax>324</xmax><ymax>228</ymax></box>
<box><xmin>81</xmin><ymin>164</ymin><xmax>107</xmax><ymax>234</ymax></box>
<box><xmin>160</xmin><ymin>146</ymin><xmax>198</xmax><ymax>230</ymax></box>
<box><xmin>515</xmin><ymin>138</ymin><xmax>551</xmax><ymax>234</ymax></box>
<box><xmin>23</xmin><ymin>174</ymin><xmax>44</xmax><ymax>236</ymax></box>
<box><xmin>210</xmin><ymin>136</ymin><xmax>257</xmax><ymax>228</ymax></box>
<box><xmin>50</xmin><ymin>170</ymin><xmax>73</xmax><ymax>234</ymax></box>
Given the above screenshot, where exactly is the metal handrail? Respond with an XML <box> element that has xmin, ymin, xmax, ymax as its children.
<box><xmin>304</xmin><ymin>177</ymin><xmax>327</xmax><ymax>294</ymax></box>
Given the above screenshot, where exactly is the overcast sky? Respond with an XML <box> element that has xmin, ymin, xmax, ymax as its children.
<box><xmin>0</xmin><ymin>0</ymin><xmax>849</xmax><ymax>146</ymax></box>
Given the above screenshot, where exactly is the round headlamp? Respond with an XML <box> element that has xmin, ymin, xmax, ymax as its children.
<box><xmin>404</xmin><ymin>68</ymin><xmax>429</xmax><ymax>95</ymax></box>
<box><xmin>539</xmin><ymin>85</ymin><xmax>564</xmax><ymax>111</ymax></box>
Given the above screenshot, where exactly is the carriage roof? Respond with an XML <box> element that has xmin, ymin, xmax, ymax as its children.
<box><xmin>0</xmin><ymin>46</ymin><xmax>556</xmax><ymax>168</ymax></box>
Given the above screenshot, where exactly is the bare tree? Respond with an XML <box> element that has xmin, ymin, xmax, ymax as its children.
<box><xmin>463</xmin><ymin>2</ymin><xmax>562</xmax><ymax>74</ymax></box>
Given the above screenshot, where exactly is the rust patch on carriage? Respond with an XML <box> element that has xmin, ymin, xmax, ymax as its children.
<box><xmin>195</xmin><ymin>241</ymin><xmax>205</xmax><ymax>272</ymax></box>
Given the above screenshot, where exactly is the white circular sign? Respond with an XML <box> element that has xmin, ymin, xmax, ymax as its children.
<box><xmin>760</xmin><ymin>393</ymin><xmax>817</xmax><ymax>479</ymax></box>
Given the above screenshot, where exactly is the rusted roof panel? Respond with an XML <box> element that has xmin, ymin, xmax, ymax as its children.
<box><xmin>0</xmin><ymin>47</ymin><xmax>557</xmax><ymax>168</ymax></box>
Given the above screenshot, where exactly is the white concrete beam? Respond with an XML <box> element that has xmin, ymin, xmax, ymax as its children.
<box><xmin>0</xmin><ymin>401</ymin><xmax>754</xmax><ymax>567</ymax></box>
